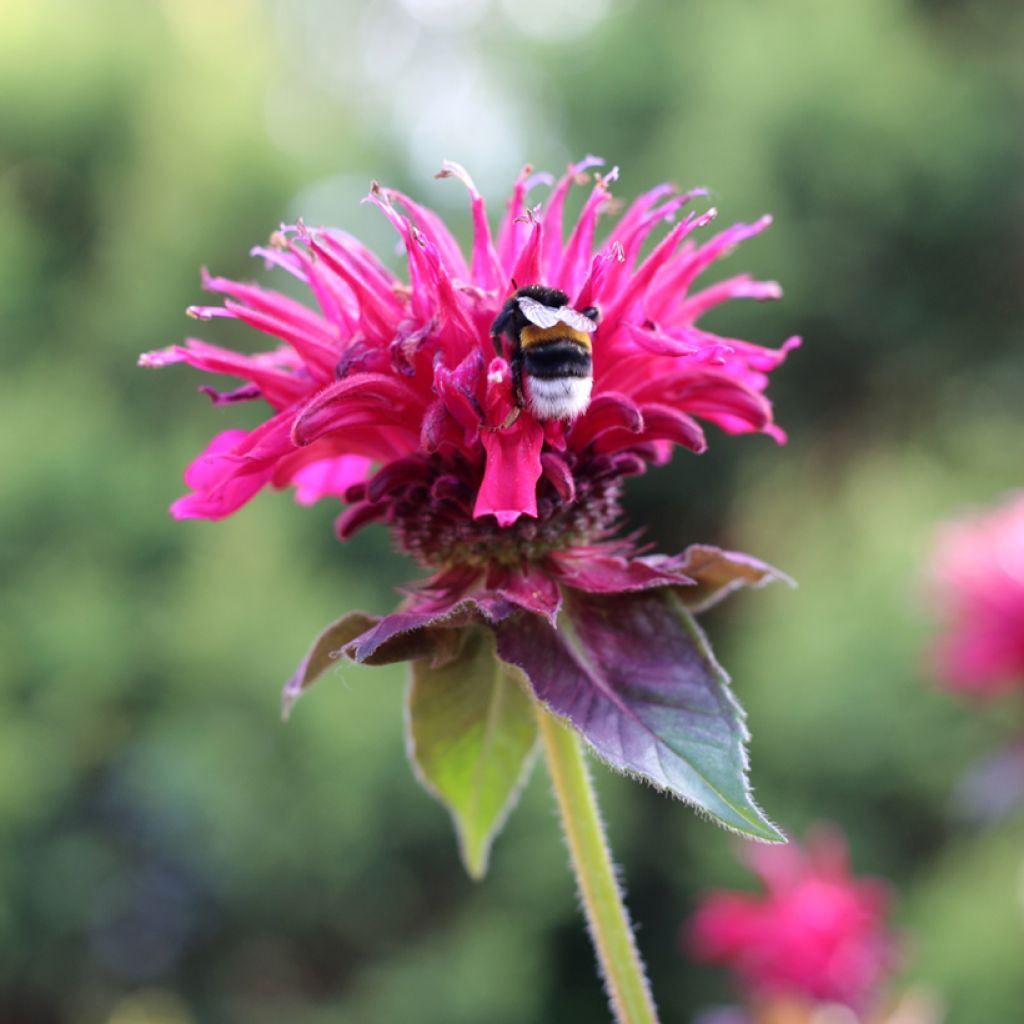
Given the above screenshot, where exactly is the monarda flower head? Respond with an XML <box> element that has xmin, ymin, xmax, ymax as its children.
<box><xmin>142</xmin><ymin>158</ymin><xmax>797</xmax><ymax>876</ymax></box>
<box><xmin>686</xmin><ymin>828</ymin><xmax>899</xmax><ymax>1016</ymax></box>
<box><xmin>927</xmin><ymin>492</ymin><xmax>1024</xmax><ymax>698</ymax></box>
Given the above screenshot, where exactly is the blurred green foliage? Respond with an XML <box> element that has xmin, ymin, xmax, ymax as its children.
<box><xmin>1</xmin><ymin>0</ymin><xmax>1022</xmax><ymax>1021</ymax></box>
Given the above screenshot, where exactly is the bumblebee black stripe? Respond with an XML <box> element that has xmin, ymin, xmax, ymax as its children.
<box><xmin>523</xmin><ymin>341</ymin><xmax>592</xmax><ymax>379</ymax></box>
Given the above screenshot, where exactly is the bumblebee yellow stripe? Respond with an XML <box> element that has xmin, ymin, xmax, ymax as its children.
<box><xmin>520</xmin><ymin>324</ymin><xmax>593</xmax><ymax>351</ymax></box>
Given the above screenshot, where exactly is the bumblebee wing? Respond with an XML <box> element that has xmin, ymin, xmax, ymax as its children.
<box><xmin>516</xmin><ymin>295</ymin><xmax>564</xmax><ymax>329</ymax></box>
<box><xmin>518</xmin><ymin>295</ymin><xmax>599</xmax><ymax>334</ymax></box>
<box><xmin>557</xmin><ymin>307</ymin><xmax>599</xmax><ymax>333</ymax></box>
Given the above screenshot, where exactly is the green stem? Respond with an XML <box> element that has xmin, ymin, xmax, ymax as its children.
<box><xmin>536</xmin><ymin>705</ymin><xmax>660</xmax><ymax>1024</ymax></box>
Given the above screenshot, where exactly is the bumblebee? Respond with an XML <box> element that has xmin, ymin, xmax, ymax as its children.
<box><xmin>490</xmin><ymin>285</ymin><xmax>600</xmax><ymax>422</ymax></box>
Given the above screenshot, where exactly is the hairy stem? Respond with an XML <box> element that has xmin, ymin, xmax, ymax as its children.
<box><xmin>536</xmin><ymin>705</ymin><xmax>660</xmax><ymax>1024</ymax></box>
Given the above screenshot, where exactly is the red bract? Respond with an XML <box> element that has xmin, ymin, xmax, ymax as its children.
<box><xmin>927</xmin><ymin>492</ymin><xmax>1024</xmax><ymax>697</ymax></box>
<box><xmin>687</xmin><ymin>829</ymin><xmax>898</xmax><ymax>1010</ymax></box>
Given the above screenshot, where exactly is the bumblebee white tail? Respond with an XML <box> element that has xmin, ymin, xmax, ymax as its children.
<box><xmin>526</xmin><ymin>376</ymin><xmax>593</xmax><ymax>422</ymax></box>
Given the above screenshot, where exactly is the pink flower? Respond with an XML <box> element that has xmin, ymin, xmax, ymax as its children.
<box><xmin>687</xmin><ymin>828</ymin><xmax>898</xmax><ymax>1011</ymax></box>
<box><xmin>141</xmin><ymin>159</ymin><xmax>795</xmax><ymax>605</ymax></box>
<box><xmin>144</xmin><ymin>158</ymin><xmax>797</xmax><ymax>844</ymax></box>
<box><xmin>927</xmin><ymin>492</ymin><xmax>1024</xmax><ymax>697</ymax></box>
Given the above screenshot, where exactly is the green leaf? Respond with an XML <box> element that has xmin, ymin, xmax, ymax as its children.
<box><xmin>407</xmin><ymin>627</ymin><xmax>538</xmax><ymax>879</ymax></box>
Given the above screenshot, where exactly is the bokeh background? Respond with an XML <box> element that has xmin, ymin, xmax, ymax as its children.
<box><xmin>2</xmin><ymin>0</ymin><xmax>1023</xmax><ymax>1021</ymax></box>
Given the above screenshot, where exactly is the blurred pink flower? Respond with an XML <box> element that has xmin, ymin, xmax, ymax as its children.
<box><xmin>927</xmin><ymin>492</ymin><xmax>1024</xmax><ymax>697</ymax></box>
<box><xmin>141</xmin><ymin>158</ymin><xmax>796</xmax><ymax>639</ymax></box>
<box><xmin>687</xmin><ymin>828</ymin><xmax>898</xmax><ymax>1011</ymax></box>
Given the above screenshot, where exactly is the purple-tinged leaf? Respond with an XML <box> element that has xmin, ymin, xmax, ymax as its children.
<box><xmin>283</xmin><ymin>599</ymin><xmax>488</xmax><ymax>717</ymax></box>
<box><xmin>547</xmin><ymin>550</ymin><xmax>694</xmax><ymax>594</ymax></box>
<box><xmin>675</xmin><ymin>545</ymin><xmax>794</xmax><ymax>613</ymax></box>
<box><xmin>342</xmin><ymin>592</ymin><xmax>518</xmax><ymax>666</ymax></box>
<box><xmin>407</xmin><ymin>627</ymin><xmax>538</xmax><ymax>879</ymax></box>
<box><xmin>281</xmin><ymin>611</ymin><xmax>377</xmax><ymax>719</ymax></box>
<box><xmin>495</xmin><ymin>588</ymin><xmax>783</xmax><ymax>841</ymax></box>
<box><xmin>344</xmin><ymin>604</ymin><xmax>477</xmax><ymax>665</ymax></box>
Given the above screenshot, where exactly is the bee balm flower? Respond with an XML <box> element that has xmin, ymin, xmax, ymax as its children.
<box><xmin>687</xmin><ymin>829</ymin><xmax>898</xmax><ymax>1012</ymax></box>
<box><xmin>143</xmin><ymin>158</ymin><xmax>797</xmax><ymax>874</ymax></box>
<box><xmin>927</xmin><ymin>492</ymin><xmax>1024</xmax><ymax>697</ymax></box>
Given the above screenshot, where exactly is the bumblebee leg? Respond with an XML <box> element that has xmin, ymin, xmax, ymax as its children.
<box><xmin>511</xmin><ymin>352</ymin><xmax>526</xmax><ymax>408</ymax></box>
<box><xmin>496</xmin><ymin>407</ymin><xmax>521</xmax><ymax>430</ymax></box>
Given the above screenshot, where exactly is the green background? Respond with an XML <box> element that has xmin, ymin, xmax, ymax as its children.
<box><xmin>1</xmin><ymin>0</ymin><xmax>1022</xmax><ymax>1020</ymax></box>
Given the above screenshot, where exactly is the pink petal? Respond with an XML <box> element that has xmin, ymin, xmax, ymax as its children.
<box><xmin>557</xmin><ymin>169</ymin><xmax>616</xmax><ymax>296</ymax></box>
<box><xmin>171</xmin><ymin>421</ymin><xmax>292</xmax><ymax>521</ymax></box>
<box><xmin>573</xmin><ymin>246</ymin><xmax>623</xmax><ymax>312</ymax></box>
<box><xmin>433</xmin><ymin>349</ymin><xmax>485</xmax><ymax>446</ymax></box>
<box><xmin>201</xmin><ymin>270</ymin><xmax>341</xmax><ymax>364</ymax></box>
<box><xmin>365</xmin><ymin>186</ymin><xmax>479</xmax><ymax>359</ymax></box>
<box><xmin>620</xmin><ymin>320</ymin><xmax>730</xmax><ymax>360</ymax></box>
<box><xmin>222</xmin><ymin>299</ymin><xmax>340</xmax><ymax>377</ymax></box>
<box><xmin>384</xmin><ymin>185</ymin><xmax>470</xmax><ymax>282</ymax></box>
<box><xmin>291</xmin><ymin>373</ymin><xmax>424</xmax><ymax>447</ymax></box>
<box><xmin>633</xmin><ymin>403</ymin><xmax>707</xmax><ymax>454</ymax></box>
<box><xmin>600</xmin><ymin>208</ymin><xmax>718</xmax><ymax>332</ymax></box>
<box><xmin>678</xmin><ymin>275</ymin><xmax>783</xmax><ymax>322</ymax></box>
<box><xmin>541</xmin><ymin>155</ymin><xmax>605</xmax><ymax>280</ymax></box>
<box><xmin>604</xmin><ymin>187</ymin><xmax>708</xmax><ymax>299</ymax></box>
<box><xmin>436</xmin><ymin>161</ymin><xmax>502</xmax><ymax>289</ymax></box>
<box><xmin>634</xmin><ymin>373</ymin><xmax>773</xmax><ymax>436</ymax></box>
<box><xmin>473</xmin><ymin>360</ymin><xmax>544</xmax><ymax>526</ymax></box>
<box><xmin>304</xmin><ymin>232</ymin><xmax>403</xmax><ymax>343</ymax></box>
<box><xmin>140</xmin><ymin>338</ymin><xmax>307</xmax><ymax>410</ymax></box>
<box><xmin>252</xmin><ymin>239</ymin><xmax>360</xmax><ymax>334</ymax></box>
<box><xmin>497</xmin><ymin>164</ymin><xmax>551</xmax><ymax>276</ymax></box>
<box><xmin>540</xmin><ymin>452</ymin><xmax>576</xmax><ymax>503</ymax></box>
<box><xmin>570</xmin><ymin>392</ymin><xmax>644</xmax><ymax>450</ymax></box>
<box><xmin>675</xmin><ymin>215</ymin><xmax>774</xmax><ymax>295</ymax></box>
<box><xmin>290</xmin><ymin>454</ymin><xmax>373</xmax><ymax>505</ymax></box>
<box><xmin>508</xmin><ymin>217</ymin><xmax>544</xmax><ymax>290</ymax></box>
